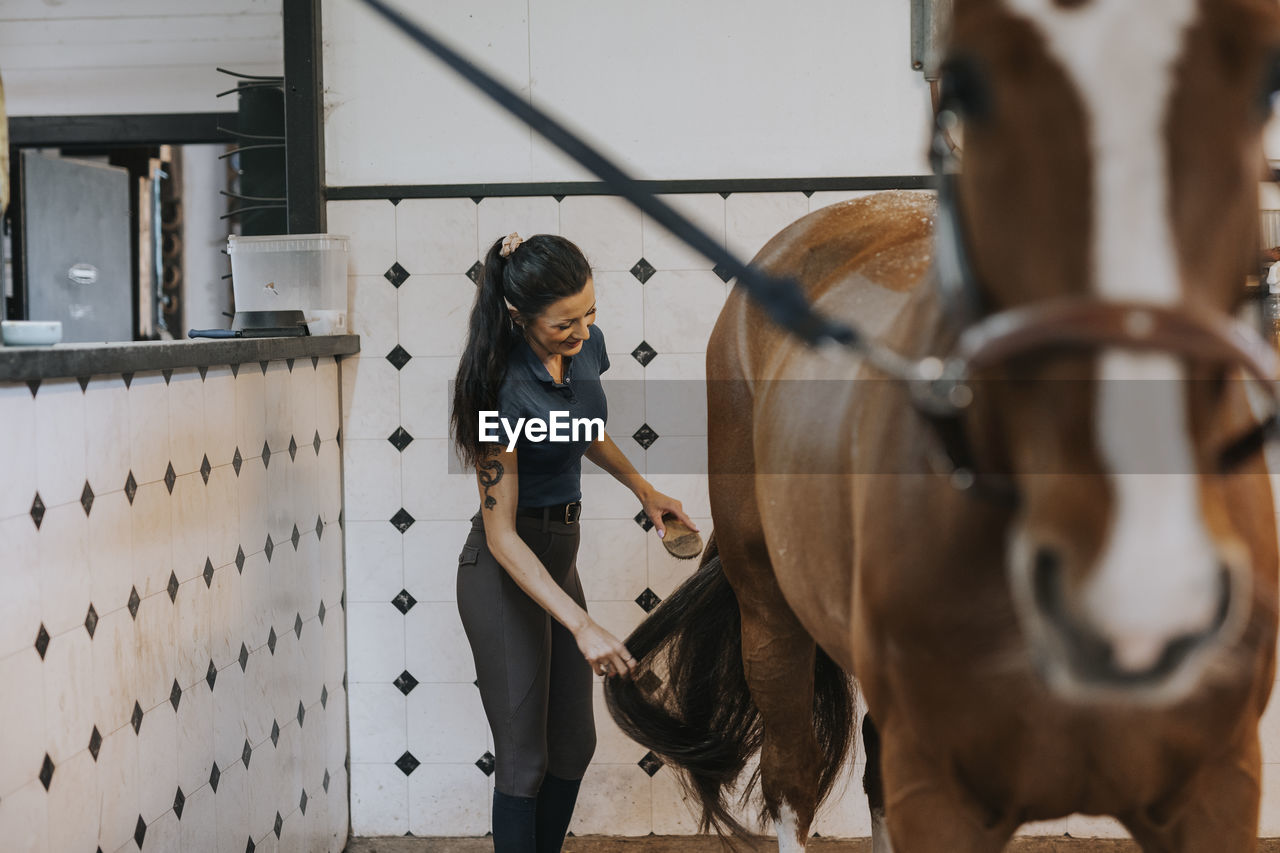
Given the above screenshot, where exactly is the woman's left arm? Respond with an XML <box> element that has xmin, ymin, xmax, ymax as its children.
<box><xmin>585</xmin><ymin>432</ymin><xmax>699</xmax><ymax>539</ymax></box>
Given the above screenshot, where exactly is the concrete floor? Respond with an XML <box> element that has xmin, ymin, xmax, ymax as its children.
<box><xmin>345</xmin><ymin>838</ymin><xmax>1280</xmax><ymax>852</ymax></box>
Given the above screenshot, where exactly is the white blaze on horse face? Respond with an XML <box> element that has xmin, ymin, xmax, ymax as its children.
<box><xmin>1003</xmin><ymin>0</ymin><xmax>1224</xmax><ymax>674</ymax></box>
<box><xmin>775</xmin><ymin>802</ymin><xmax>805</xmax><ymax>853</ymax></box>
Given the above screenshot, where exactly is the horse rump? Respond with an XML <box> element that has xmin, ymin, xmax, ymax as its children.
<box><xmin>603</xmin><ymin>534</ymin><xmax>857</xmax><ymax>843</ymax></box>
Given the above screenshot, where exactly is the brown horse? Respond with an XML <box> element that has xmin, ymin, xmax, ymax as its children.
<box><xmin>608</xmin><ymin>1</ymin><xmax>1280</xmax><ymax>850</ymax></box>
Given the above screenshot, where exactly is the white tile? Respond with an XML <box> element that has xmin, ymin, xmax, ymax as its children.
<box><xmin>570</xmin><ymin>763</ymin><xmax>652</xmax><ymax>835</ymax></box>
<box><xmin>584</xmin><ymin>601</ymin><xmax>646</xmax><ymax>648</ymax></box>
<box><xmin>397</xmin><ymin>274</ymin><xmax>477</xmax><ymax>360</ymax></box>
<box><xmin>235</xmin><ymin>364</ymin><xmax>267</xmax><ymax>462</ymax></box>
<box><xmin>131</xmin><ymin>481</ymin><xmax>173</xmax><ymax>600</ymax></box>
<box><xmin>137</xmin><ymin>701</ymin><xmax>179</xmax><ymax>823</ymax></box>
<box><xmin>645</xmin><ymin>436</ymin><xmax>708</xmax><ymax>480</ymax></box>
<box><xmin>208</xmin><ymin>564</ymin><xmax>244</xmax><ymax>673</ymax></box>
<box><xmin>35</xmin><ymin>378</ymin><xmax>86</xmax><ymax>508</ymax></box>
<box><xmin>1064</xmin><ymin>813</ymin><xmax>1130</xmax><ymax>838</ymax></box>
<box><xmin>643</xmin><ymin>352</ymin><xmax>707</xmax><ymax>437</ymax></box>
<box><xmin>403</xmin><ymin>519</ymin><xmax>473</xmax><ymax>603</ymax></box>
<box><xmin>205</xmin><ymin>464</ymin><xmax>239</xmax><ymax>571</ymax></box>
<box><xmin>204</xmin><ymin>366</ymin><xmax>239</xmax><ymax>468</ymax></box>
<box><xmin>213</xmin><ymin>760</ymin><xmax>249</xmax><ymax>853</ymax></box>
<box><xmin>84</xmin><ymin>375</ymin><xmax>130</xmax><ymax>499</ymax></box>
<box><xmin>642</xmin><ymin>269</ymin><xmax>727</xmax><ymax>356</ymax></box>
<box><xmin>211</xmin><ymin>659</ymin><xmax>247</xmax><ymax>772</ymax></box>
<box><xmin>172</xmin><ymin>471</ymin><xmax>209</xmax><ymax>584</ymax></box>
<box><xmin>265</xmin><ymin>446</ymin><xmax>293</xmax><ymax>542</ymax></box>
<box><xmin>643</xmin><ymin>472</ymin><xmax>710</xmax><ymax>521</ymax></box>
<box><xmin>37</xmin><ymin>503</ymin><xmax>90</xmax><ymax>636</ymax></box>
<box><xmin>399</xmin><ymin>355</ymin><xmax>460</xmax><ymax>441</ymax></box>
<box><xmin>326</xmin><ymin>760</ymin><xmax>351</xmax><ymax>846</ymax></box>
<box><xmin>46</xmin><ymin>748</ymin><xmax>100</xmax><ymax>853</ymax></box>
<box><xmin>0</xmin><ymin>383</ymin><xmax>37</xmax><ymax>521</ymax></box>
<box><xmin>0</xmin><ymin>648</ymin><xmax>46</xmax><ymax>799</ymax></box>
<box><xmin>350</xmin><ymin>762</ymin><xmax>410</xmax><ymax>836</ymax></box>
<box><xmin>323</xmin><ymin>602</ymin><xmax>349</xmax><ymax>693</ymax></box>
<box><xmin>590</xmin><ymin>681</ymin><xmax>647</xmax><ymax>765</ymax></box>
<box><xmin>128</xmin><ymin>371</ymin><xmax>171</xmax><ymax>486</ymax></box>
<box><xmin>406</xmin><ymin>762</ymin><xmax>490</xmax><ymax>836</ymax></box>
<box><xmin>650</xmin><ymin>764</ymin><xmax>703</xmax><ymax>834</ymax></box>
<box><xmin>241</xmin><ymin>646</ymin><xmax>277</xmax><ymax>748</ymax></box>
<box><xmin>290</xmin><ymin>448</ymin><xmax>321</xmax><ymax>540</ymax></box>
<box><xmin>396</xmin><ymin>197</ymin><xmax>479</xmax><ymax>276</ymax></box>
<box><xmin>641</xmin><ymin>194</ymin><xmax>725</xmax><ymax>270</ymax></box>
<box><xmin>316</xmin><ymin>357</ymin><xmax>341</xmax><ymax>443</ymax></box>
<box><xmin>266</xmin><ymin>626</ymin><xmax>302</xmax><ymax>728</ymax></box>
<box><xmin>340</xmin><ymin>354</ymin><xmax>401</xmax><ymax>440</ymax></box>
<box><xmin>89</xmin><ymin>492</ymin><xmax>135</xmax><ymax>623</ymax></box>
<box><xmin>317</xmin><ymin>440</ymin><xmax>343</xmax><ymax>524</ymax></box>
<box><xmin>168</xmin><ymin>367</ymin><xmax>206</xmax><ymax>476</ymax></box>
<box><xmin>559</xmin><ymin>196</ymin><xmax>644</xmax><ymax>272</ymax></box>
<box><xmin>319</xmin><ymin>520</ymin><xmax>346</xmax><ymax>615</ymax></box>
<box><xmin>725</xmin><ymin>192</ymin><xmax>811</xmax><ymax>261</ymax></box>
<box><xmin>592</xmin><ymin>274</ymin><xmax>645</xmax><ymax>354</ymax></box>
<box><xmin>1262</xmin><ymin>761</ymin><xmax>1280</xmax><ymax>836</ymax></box>
<box><xmin>326</xmin><ymin>200</ymin><xmax>397</xmax><ymax>276</ymax></box>
<box><xmin>178</xmin><ymin>784</ymin><xmax>217</xmax><ymax>853</ymax></box>
<box><xmin>91</xmin><ymin>608</ymin><xmax>139</xmax><ymax>736</ymax></box>
<box><xmin>347</xmin><ymin>602</ymin><xmax>405</xmax><ymax>684</ymax></box>
<box><xmin>404</xmin><ymin>602</ymin><xmax>476</xmax><ymax>683</ymax></box>
<box><xmin>0</xmin><ymin>777</ymin><xmax>48</xmax><ymax>853</ymax></box>
<box><xmin>274</xmin><ymin>722</ymin><xmax>304</xmax><ymax>823</ymax></box>
<box><xmin>579</xmin><ymin>456</ymin><xmax>647</xmax><ymax>521</ymax></box>
<box><xmin>0</xmin><ymin>516</ymin><xmax>41</xmax><ymax>660</ymax></box>
<box><xmin>246</xmin><ymin>724</ymin><xmax>281</xmax><ymax>843</ymax></box>
<box><xmin>476</xmin><ymin>197</ymin><xmax>561</xmax><ymax>259</ymax></box>
<box><xmin>237</xmin><ymin>462</ymin><xmax>269</xmax><ymax>562</ymax></box>
<box><xmin>240</xmin><ymin>551</ymin><xmax>273</xmax><ymax>657</ymax></box>
<box><xmin>41</xmin><ymin>621</ymin><xmax>95</xmax><ymax>764</ymax></box>
<box><xmin>325</xmin><ymin>680</ymin><xmax>349</xmax><ymax>772</ymax></box>
<box><xmin>141</xmin><ymin>809</ymin><xmax>181</xmax><ymax>853</ymax></box>
<box><xmin>176</xmin><ymin>673</ymin><xmax>215</xmax><ymax>795</ymax></box>
<box><xmin>345</xmin><ymin>520</ymin><xmax>404</xmax><ymax>603</ymax></box>
<box><xmin>174</xmin><ymin>575</ymin><xmax>212</xmax><ymax>692</ymax></box>
<box><xmin>406</xmin><ymin>683</ymin><xmax>488</xmax><ymax>764</ymax></box>
<box><xmin>95</xmin><ymin>723</ymin><xmax>141</xmax><ymax>853</ymax></box>
<box><xmin>349</xmin><ymin>683</ymin><xmax>407</xmax><ymax>764</ymax></box>
<box><xmin>134</xmin><ymin>589</ymin><xmax>178</xmax><ymax>712</ymax></box>
<box><xmin>264</xmin><ymin>361</ymin><xmax>294</xmax><ymax>454</ymax></box>
<box><xmin>577</xmin><ymin>519</ymin><xmax>648</xmax><ymax>601</ymax></box>
<box><xmin>289</xmin><ymin>359</ymin><xmax>319</xmax><ymax>450</ymax></box>
<box><xmin>401</xmin><ymin>438</ymin><xmax>482</xmax><ymax>522</ymax></box>
<box><xmin>343</xmin><ymin>439</ymin><xmax>404</xmax><ymax>522</ymax></box>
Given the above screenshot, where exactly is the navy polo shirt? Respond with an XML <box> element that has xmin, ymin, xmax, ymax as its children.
<box><xmin>496</xmin><ymin>325</ymin><xmax>610</xmax><ymax>505</ymax></box>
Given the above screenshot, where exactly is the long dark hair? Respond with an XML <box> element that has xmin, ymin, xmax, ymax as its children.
<box><xmin>451</xmin><ymin>233</ymin><xmax>592</xmax><ymax>469</ymax></box>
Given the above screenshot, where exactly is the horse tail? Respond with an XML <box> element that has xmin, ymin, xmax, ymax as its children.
<box><xmin>603</xmin><ymin>533</ymin><xmax>857</xmax><ymax>842</ymax></box>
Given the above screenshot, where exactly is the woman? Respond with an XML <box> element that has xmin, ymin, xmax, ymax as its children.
<box><xmin>451</xmin><ymin>232</ymin><xmax>698</xmax><ymax>852</ymax></box>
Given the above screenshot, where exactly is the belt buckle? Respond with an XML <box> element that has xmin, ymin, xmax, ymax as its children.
<box><xmin>565</xmin><ymin>501</ymin><xmax>581</xmax><ymax>524</ymax></box>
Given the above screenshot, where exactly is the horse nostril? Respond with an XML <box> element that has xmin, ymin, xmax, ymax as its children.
<box><xmin>1032</xmin><ymin>546</ymin><xmax>1063</xmax><ymax>617</ymax></box>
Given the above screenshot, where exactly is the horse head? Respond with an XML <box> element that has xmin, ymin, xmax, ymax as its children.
<box><xmin>942</xmin><ymin>0</ymin><xmax>1280</xmax><ymax>702</ymax></box>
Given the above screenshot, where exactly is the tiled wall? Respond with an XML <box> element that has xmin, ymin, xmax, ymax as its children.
<box><xmin>0</xmin><ymin>358</ymin><xmax>350</xmax><ymax>852</ymax></box>
<box><xmin>331</xmin><ymin>190</ymin><xmax>1280</xmax><ymax>840</ymax></box>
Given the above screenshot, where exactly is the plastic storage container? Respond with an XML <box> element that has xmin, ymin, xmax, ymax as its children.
<box><xmin>227</xmin><ymin>234</ymin><xmax>350</xmax><ymax>334</ymax></box>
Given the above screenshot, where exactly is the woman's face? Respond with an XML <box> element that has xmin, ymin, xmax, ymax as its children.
<box><xmin>519</xmin><ymin>278</ymin><xmax>596</xmax><ymax>358</ymax></box>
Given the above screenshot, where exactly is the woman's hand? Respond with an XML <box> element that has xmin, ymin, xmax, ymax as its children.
<box><xmin>573</xmin><ymin>619</ymin><xmax>637</xmax><ymax>679</ymax></box>
<box><xmin>636</xmin><ymin>486</ymin><xmax>699</xmax><ymax>540</ymax></box>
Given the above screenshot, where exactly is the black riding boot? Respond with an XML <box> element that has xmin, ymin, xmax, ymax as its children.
<box><xmin>492</xmin><ymin>789</ymin><xmax>537</xmax><ymax>852</ymax></box>
<box><xmin>534</xmin><ymin>773</ymin><xmax>582</xmax><ymax>853</ymax></box>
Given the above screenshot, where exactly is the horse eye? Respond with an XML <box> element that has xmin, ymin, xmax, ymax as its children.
<box><xmin>939</xmin><ymin>56</ymin><xmax>992</xmax><ymax>122</ymax></box>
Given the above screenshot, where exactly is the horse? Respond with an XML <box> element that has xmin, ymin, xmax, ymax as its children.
<box><xmin>607</xmin><ymin>1</ymin><xmax>1280</xmax><ymax>850</ymax></box>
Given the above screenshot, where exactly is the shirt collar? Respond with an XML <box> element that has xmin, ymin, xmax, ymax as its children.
<box><xmin>514</xmin><ymin>336</ymin><xmax>574</xmax><ymax>386</ymax></box>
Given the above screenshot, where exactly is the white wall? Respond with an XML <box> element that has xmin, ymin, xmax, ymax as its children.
<box><xmin>323</xmin><ymin>0</ymin><xmax>935</xmax><ymax>186</ymax></box>
<box><xmin>0</xmin><ymin>0</ymin><xmax>282</xmax><ymax>116</ymax></box>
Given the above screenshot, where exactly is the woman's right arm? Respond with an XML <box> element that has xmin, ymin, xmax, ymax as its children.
<box><xmin>477</xmin><ymin>446</ymin><xmax>637</xmax><ymax>678</ymax></box>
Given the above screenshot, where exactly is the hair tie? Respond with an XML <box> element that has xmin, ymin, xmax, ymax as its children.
<box><xmin>499</xmin><ymin>232</ymin><xmax>524</xmax><ymax>258</ymax></box>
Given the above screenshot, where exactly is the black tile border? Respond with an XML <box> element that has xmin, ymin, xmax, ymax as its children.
<box><xmin>0</xmin><ymin>334</ymin><xmax>360</xmax><ymax>383</ymax></box>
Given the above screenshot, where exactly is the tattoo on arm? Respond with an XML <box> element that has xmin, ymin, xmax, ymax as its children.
<box><xmin>478</xmin><ymin>459</ymin><xmax>504</xmax><ymax>510</ymax></box>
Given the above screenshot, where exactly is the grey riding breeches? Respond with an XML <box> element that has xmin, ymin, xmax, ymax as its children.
<box><xmin>456</xmin><ymin>510</ymin><xmax>597</xmax><ymax>798</ymax></box>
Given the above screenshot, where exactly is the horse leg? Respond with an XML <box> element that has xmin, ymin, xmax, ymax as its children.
<box><xmin>861</xmin><ymin>714</ymin><xmax>894</xmax><ymax>853</ymax></box>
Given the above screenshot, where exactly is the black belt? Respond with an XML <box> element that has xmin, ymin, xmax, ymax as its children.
<box><xmin>517</xmin><ymin>501</ymin><xmax>582</xmax><ymax>525</ymax></box>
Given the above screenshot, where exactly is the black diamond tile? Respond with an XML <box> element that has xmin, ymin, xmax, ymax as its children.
<box><xmin>85</xmin><ymin>603</ymin><xmax>98</xmax><ymax>638</ymax></box>
<box><xmin>128</xmin><ymin>586</ymin><xmax>141</xmax><ymax>619</ymax></box>
<box><xmin>385</xmin><ymin>262</ymin><xmax>410</xmax><ymax>288</ymax></box>
<box><xmin>286</xmin><ymin>358</ymin><xmax>295</xmax><ymax>372</ymax></box>
<box><xmin>80</xmin><ymin>481</ymin><xmax>95</xmax><ymax>516</ymax></box>
<box><xmin>313</xmin><ymin>430</ymin><xmax>322</xmax><ymax>456</ymax></box>
<box><xmin>209</xmin><ymin>762</ymin><xmax>221</xmax><ymax>792</ymax></box>
<box><xmin>394</xmin><ymin>671</ymin><xmax>419</xmax><ymax>695</ymax></box>
<box><xmin>262</xmin><ymin>440</ymin><xmax>272</xmax><ymax>469</ymax></box>
<box><xmin>167</xmin><ymin>571</ymin><xmax>179</xmax><ymax>603</ymax></box>
<box><xmin>131</xmin><ymin>701</ymin><xmax>143</xmax><ymax>735</ymax></box>
<box><xmin>315</xmin><ymin>515</ymin><xmax>324</xmax><ymax>541</ymax></box>
<box><xmin>164</xmin><ymin>461</ymin><xmax>176</xmax><ymax>494</ymax></box>
<box><xmin>273</xmin><ymin>812</ymin><xmax>283</xmax><ymax>838</ymax></box>
<box><xmin>239</xmin><ymin>643</ymin><xmax>249</xmax><ymax>671</ymax></box>
<box><xmin>294</xmin><ymin>612</ymin><xmax>303</xmax><ymax>639</ymax></box>
<box><xmin>386</xmin><ymin>344</ymin><xmax>412</xmax><ymax>371</ymax></box>
<box><xmin>125</xmin><ymin>471</ymin><xmax>137</xmax><ymax>504</ymax></box>
<box><xmin>26</xmin><ymin>379</ymin><xmax>40</xmax><ymax>397</ymax></box>
<box><xmin>30</xmin><ymin>492</ymin><xmax>45</xmax><ymax>529</ymax></box>
<box><xmin>311</xmin><ymin>356</ymin><xmax>319</xmax><ymax>370</ymax></box>
<box><xmin>242</xmin><ymin>739</ymin><xmax>252</xmax><ymax>768</ymax></box>
<box><xmin>200</xmin><ymin>455</ymin><xmax>211</xmax><ymax>484</ymax></box>
<box><xmin>174</xmin><ymin>787</ymin><xmax>185</xmax><ymax>820</ymax></box>
<box><xmin>396</xmin><ymin>751</ymin><xmax>420</xmax><ymax>776</ymax></box>
<box><xmin>321</xmin><ymin>685</ymin><xmax>329</xmax><ymax>708</ymax></box>
<box><xmin>291</xmin><ymin>524</ymin><xmax>300</xmax><ymax>551</ymax></box>
<box><xmin>89</xmin><ymin>726</ymin><xmax>102</xmax><ymax>761</ymax></box>
<box><xmin>297</xmin><ymin>701</ymin><xmax>306</xmax><ymax>727</ymax></box>
<box><xmin>259</xmin><ymin>360</ymin><xmax>269</xmax><ymax>375</ymax></box>
<box><xmin>270</xmin><ymin>719</ymin><xmax>280</xmax><ymax>747</ymax></box>
<box><xmin>466</xmin><ymin>260</ymin><xmax>483</xmax><ymax>284</ymax></box>
<box><xmin>163</xmin><ymin>368</ymin><xmax>173</xmax><ymax>385</ymax></box>
<box><xmin>265</xmin><ymin>534</ymin><xmax>274</xmax><ymax>562</ymax></box>
<box><xmin>633</xmin><ymin>511</ymin><xmax>653</xmax><ymax>532</ymax></box>
<box><xmin>170</xmin><ymin>679</ymin><xmax>182</xmax><ymax>711</ymax></box>
<box><xmin>232</xmin><ymin>448</ymin><xmax>243</xmax><ymax>476</ymax></box>
<box><xmin>630</xmin><ymin>341</ymin><xmax>657</xmax><ymax>367</ymax></box>
<box><xmin>288</xmin><ymin>435</ymin><xmax>298</xmax><ymax>461</ymax></box>
<box><xmin>392</xmin><ymin>589</ymin><xmax>417</xmax><ymax>614</ymax></box>
<box><xmin>638</xmin><ymin>751</ymin><xmax>664</xmax><ymax>777</ymax></box>
<box><xmin>267</xmin><ymin>627</ymin><xmax>277</xmax><ymax>654</ymax></box>
<box><xmin>475</xmin><ymin>751</ymin><xmax>495</xmax><ymax>776</ymax></box>
<box><xmin>35</xmin><ymin>624</ymin><xmax>49</xmax><ymax>659</ymax></box>
<box><xmin>39</xmin><ymin>753</ymin><xmax>54</xmax><ymax>790</ymax></box>
<box><xmin>318</xmin><ymin>601</ymin><xmax>327</xmax><ymax>624</ymax></box>
<box><xmin>77</xmin><ymin>375</ymin><xmax>90</xmax><ymax>392</ymax></box>
<box><xmin>199</xmin><ymin>365</ymin><xmax>209</xmax><ymax>380</ymax></box>
<box><xmin>235</xmin><ymin>546</ymin><xmax>246</xmax><ymax>573</ymax></box>
<box><xmin>323</xmin><ymin>769</ymin><xmax>330</xmax><ymax>793</ymax></box>
<box><xmin>630</xmin><ymin>257</ymin><xmax>656</xmax><ymax>284</ymax></box>
<box><xmin>299</xmin><ymin>789</ymin><xmax>308</xmax><ymax>815</ymax></box>
<box><xmin>713</xmin><ymin>262</ymin><xmax>735</xmax><ymax>283</ymax></box>
<box><xmin>632</xmin><ymin>423</ymin><xmax>659</xmax><ymax>449</ymax></box>
<box><xmin>390</xmin><ymin>508</ymin><xmax>415</xmax><ymax>533</ymax></box>
<box><xmin>230</xmin><ymin>363</ymin><xmax>240</xmax><ymax>378</ymax></box>
<box><xmin>246</xmin><ymin>837</ymin><xmax>255</xmax><ymax>853</ymax></box>
<box><xmin>122</xmin><ymin>372</ymin><xmax>133</xmax><ymax>388</ymax></box>
<box><xmin>388</xmin><ymin>426</ymin><xmax>414</xmax><ymax>452</ymax></box>
<box><xmin>635</xmin><ymin>588</ymin><xmax>661</xmax><ymax>613</ymax></box>
<box><xmin>134</xmin><ymin>815</ymin><xmax>146</xmax><ymax>848</ymax></box>
<box><xmin>206</xmin><ymin>659</ymin><xmax>218</xmax><ymax>692</ymax></box>
<box><xmin>203</xmin><ymin>558</ymin><xmax>215</xmax><ymax>588</ymax></box>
